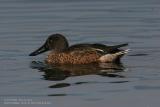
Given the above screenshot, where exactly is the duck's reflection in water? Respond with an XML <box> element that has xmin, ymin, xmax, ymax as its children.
<box><xmin>30</xmin><ymin>61</ymin><xmax>125</xmax><ymax>81</ymax></box>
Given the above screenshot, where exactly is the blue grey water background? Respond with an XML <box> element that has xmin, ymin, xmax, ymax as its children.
<box><xmin>0</xmin><ymin>0</ymin><xmax>160</xmax><ymax>107</ymax></box>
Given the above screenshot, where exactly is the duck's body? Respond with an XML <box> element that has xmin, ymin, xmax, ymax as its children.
<box><xmin>29</xmin><ymin>34</ymin><xmax>129</xmax><ymax>64</ymax></box>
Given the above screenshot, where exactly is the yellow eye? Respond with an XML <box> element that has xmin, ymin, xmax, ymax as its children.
<box><xmin>49</xmin><ymin>39</ymin><xmax>53</xmax><ymax>43</ymax></box>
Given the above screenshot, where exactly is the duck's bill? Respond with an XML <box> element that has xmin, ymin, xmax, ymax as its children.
<box><xmin>29</xmin><ymin>44</ymin><xmax>49</xmax><ymax>56</ymax></box>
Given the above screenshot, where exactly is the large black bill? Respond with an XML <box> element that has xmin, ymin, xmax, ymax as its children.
<box><xmin>29</xmin><ymin>44</ymin><xmax>49</xmax><ymax>56</ymax></box>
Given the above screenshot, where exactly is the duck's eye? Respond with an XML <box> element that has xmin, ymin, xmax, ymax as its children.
<box><xmin>49</xmin><ymin>39</ymin><xmax>53</xmax><ymax>43</ymax></box>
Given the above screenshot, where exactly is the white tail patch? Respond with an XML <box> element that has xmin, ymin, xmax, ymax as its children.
<box><xmin>115</xmin><ymin>49</ymin><xmax>130</xmax><ymax>55</ymax></box>
<box><xmin>99</xmin><ymin>49</ymin><xmax>130</xmax><ymax>63</ymax></box>
<box><xmin>123</xmin><ymin>49</ymin><xmax>130</xmax><ymax>53</ymax></box>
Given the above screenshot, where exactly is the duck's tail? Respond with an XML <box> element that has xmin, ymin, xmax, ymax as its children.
<box><xmin>114</xmin><ymin>49</ymin><xmax>130</xmax><ymax>55</ymax></box>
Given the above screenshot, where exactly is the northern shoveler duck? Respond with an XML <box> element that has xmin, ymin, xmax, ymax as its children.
<box><xmin>29</xmin><ymin>34</ymin><xmax>129</xmax><ymax>64</ymax></box>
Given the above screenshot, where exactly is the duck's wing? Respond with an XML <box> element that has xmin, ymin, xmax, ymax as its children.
<box><xmin>92</xmin><ymin>43</ymin><xmax>128</xmax><ymax>49</ymax></box>
<box><xmin>65</xmin><ymin>43</ymin><xmax>128</xmax><ymax>54</ymax></box>
<box><xmin>91</xmin><ymin>43</ymin><xmax>128</xmax><ymax>53</ymax></box>
<box><xmin>65</xmin><ymin>43</ymin><xmax>105</xmax><ymax>55</ymax></box>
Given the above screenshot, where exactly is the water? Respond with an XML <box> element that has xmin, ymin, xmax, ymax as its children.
<box><xmin>0</xmin><ymin>0</ymin><xmax>160</xmax><ymax>107</ymax></box>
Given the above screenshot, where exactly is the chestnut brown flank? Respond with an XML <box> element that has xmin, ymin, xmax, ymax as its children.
<box><xmin>46</xmin><ymin>51</ymin><xmax>101</xmax><ymax>64</ymax></box>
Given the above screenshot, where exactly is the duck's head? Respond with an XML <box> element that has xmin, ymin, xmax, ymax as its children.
<box><xmin>29</xmin><ymin>34</ymin><xmax>69</xmax><ymax>56</ymax></box>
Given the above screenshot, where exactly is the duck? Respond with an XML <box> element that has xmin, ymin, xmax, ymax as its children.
<box><xmin>29</xmin><ymin>34</ymin><xmax>129</xmax><ymax>64</ymax></box>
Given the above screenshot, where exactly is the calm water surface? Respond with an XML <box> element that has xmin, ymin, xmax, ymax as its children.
<box><xmin>0</xmin><ymin>0</ymin><xmax>160</xmax><ymax>107</ymax></box>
